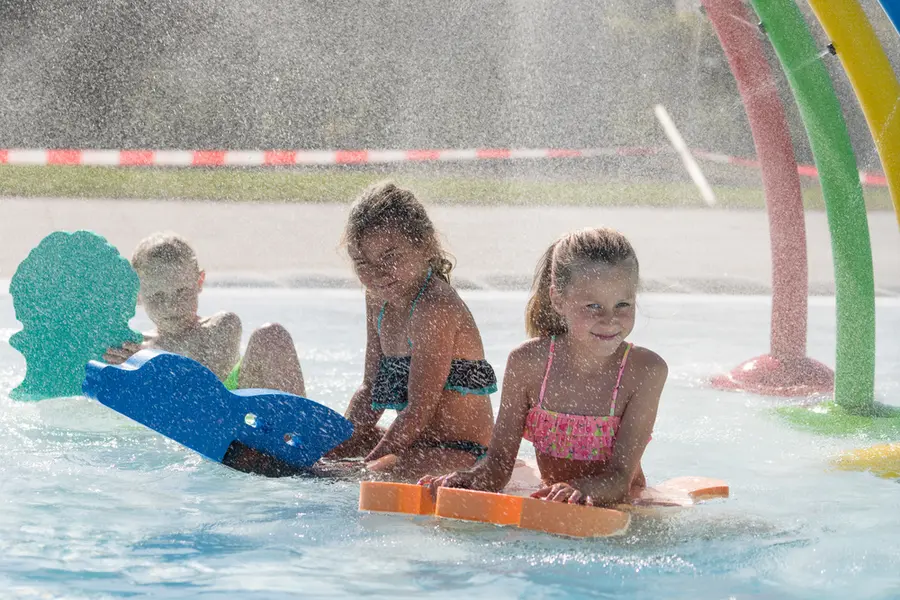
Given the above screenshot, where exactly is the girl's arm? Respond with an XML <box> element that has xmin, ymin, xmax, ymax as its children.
<box><xmin>534</xmin><ymin>352</ymin><xmax>668</xmax><ymax>505</ymax></box>
<box><xmin>420</xmin><ymin>342</ymin><xmax>536</xmax><ymax>492</ymax></box>
<box><xmin>365</xmin><ymin>295</ymin><xmax>458</xmax><ymax>461</ymax></box>
<box><xmin>344</xmin><ymin>293</ymin><xmax>386</xmax><ymax>430</ymax></box>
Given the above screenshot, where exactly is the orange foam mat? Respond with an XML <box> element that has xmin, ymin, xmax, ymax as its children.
<box><xmin>359</xmin><ymin>476</ymin><xmax>727</xmax><ymax>538</ymax></box>
<box><xmin>359</xmin><ymin>481</ymin><xmax>435</xmax><ymax>515</ymax></box>
<box><xmin>518</xmin><ymin>496</ymin><xmax>631</xmax><ymax>538</ymax></box>
<box><xmin>434</xmin><ymin>487</ymin><xmax>524</xmax><ymax>526</ymax></box>
<box><xmin>434</xmin><ymin>488</ymin><xmax>630</xmax><ymax>538</ymax></box>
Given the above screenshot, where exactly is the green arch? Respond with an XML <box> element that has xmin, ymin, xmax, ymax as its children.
<box><xmin>748</xmin><ymin>0</ymin><xmax>880</xmax><ymax>423</ymax></box>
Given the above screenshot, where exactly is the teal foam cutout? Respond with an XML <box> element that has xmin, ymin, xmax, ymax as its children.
<box><xmin>9</xmin><ymin>231</ymin><xmax>141</xmax><ymax>401</ymax></box>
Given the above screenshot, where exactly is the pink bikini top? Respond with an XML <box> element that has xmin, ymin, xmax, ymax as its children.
<box><xmin>522</xmin><ymin>336</ymin><xmax>633</xmax><ymax>462</ymax></box>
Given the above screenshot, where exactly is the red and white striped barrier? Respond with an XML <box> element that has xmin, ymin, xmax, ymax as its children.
<box><xmin>0</xmin><ymin>147</ymin><xmax>665</xmax><ymax>167</ymax></box>
<box><xmin>691</xmin><ymin>149</ymin><xmax>888</xmax><ymax>187</ymax></box>
<box><xmin>0</xmin><ymin>146</ymin><xmax>887</xmax><ymax>186</ymax></box>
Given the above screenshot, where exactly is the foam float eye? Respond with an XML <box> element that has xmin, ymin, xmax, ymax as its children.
<box><xmin>245</xmin><ymin>413</ymin><xmax>258</xmax><ymax>428</ymax></box>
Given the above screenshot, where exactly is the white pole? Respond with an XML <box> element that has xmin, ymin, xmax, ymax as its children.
<box><xmin>654</xmin><ymin>104</ymin><xmax>717</xmax><ymax>207</ymax></box>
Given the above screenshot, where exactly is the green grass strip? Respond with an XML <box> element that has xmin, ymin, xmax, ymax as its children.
<box><xmin>0</xmin><ymin>165</ymin><xmax>894</xmax><ymax>209</ymax></box>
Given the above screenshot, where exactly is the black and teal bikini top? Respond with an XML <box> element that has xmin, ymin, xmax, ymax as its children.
<box><xmin>370</xmin><ymin>270</ymin><xmax>498</xmax><ymax>412</ymax></box>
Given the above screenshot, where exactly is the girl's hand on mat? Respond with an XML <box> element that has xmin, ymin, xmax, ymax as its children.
<box><xmin>103</xmin><ymin>341</ymin><xmax>144</xmax><ymax>365</ymax></box>
<box><xmin>532</xmin><ymin>482</ymin><xmax>589</xmax><ymax>504</ymax></box>
<box><xmin>419</xmin><ymin>470</ymin><xmax>476</xmax><ymax>494</ymax></box>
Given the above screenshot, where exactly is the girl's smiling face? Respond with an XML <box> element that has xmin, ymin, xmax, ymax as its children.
<box><xmin>348</xmin><ymin>228</ymin><xmax>432</xmax><ymax>301</ymax></box>
<box><xmin>550</xmin><ymin>259</ymin><xmax>638</xmax><ymax>354</ymax></box>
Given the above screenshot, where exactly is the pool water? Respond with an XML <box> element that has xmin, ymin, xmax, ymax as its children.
<box><xmin>0</xmin><ymin>289</ymin><xmax>898</xmax><ymax>599</ymax></box>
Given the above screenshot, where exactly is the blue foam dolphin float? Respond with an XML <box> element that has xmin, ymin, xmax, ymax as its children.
<box><xmin>83</xmin><ymin>350</ymin><xmax>353</xmax><ymax>474</ymax></box>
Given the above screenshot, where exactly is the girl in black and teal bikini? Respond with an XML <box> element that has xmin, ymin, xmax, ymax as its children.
<box><xmin>328</xmin><ymin>181</ymin><xmax>498</xmax><ymax>482</ymax></box>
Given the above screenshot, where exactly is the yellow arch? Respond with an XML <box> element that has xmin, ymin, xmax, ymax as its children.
<box><xmin>806</xmin><ymin>0</ymin><xmax>900</xmax><ymax>229</ymax></box>
<box><xmin>833</xmin><ymin>442</ymin><xmax>900</xmax><ymax>479</ymax></box>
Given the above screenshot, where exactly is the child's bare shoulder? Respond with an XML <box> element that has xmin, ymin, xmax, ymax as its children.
<box><xmin>624</xmin><ymin>346</ymin><xmax>668</xmax><ymax>395</ymax></box>
<box><xmin>412</xmin><ymin>281</ymin><xmax>468</xmax><ymax>326</ymax></box>
<box><xmin>506</xmin><ymin>337</ymin><xmax>551</xmax><ymax>372</ymax></box>
<box><xmin>627</xmin><ymin>345</ymin><xmax>667</xmax><ymax>374</ymax></box>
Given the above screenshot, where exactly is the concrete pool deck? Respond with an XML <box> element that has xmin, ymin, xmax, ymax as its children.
<box><xmin>1</xmin><ymin>196</ymin><xmax>898</xmax><ymax>296</ymax></box>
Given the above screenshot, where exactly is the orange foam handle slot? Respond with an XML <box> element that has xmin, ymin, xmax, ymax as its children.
<box><xmin>660</xmin><ymin>476</ymin><xmax>729</xmax><ymax>501</ymax></box>
<box><xmin>434</xmin><ymin>488</ymin><xmax>524</xmax><ymax>525</ymax></box>
<box><xmin>358</xmin><ymin>481</ymin><xmax>435</xmax><ymax>516</ymax></box>
<box><xmin>627</xmin><ymin>476</ymin><xmax>730</xmax><ymax>509</ymax></box>
<box><xmin>518</xmin><ymin>497</ymin><xmax>631</xmax><ymax>538</ymax></box>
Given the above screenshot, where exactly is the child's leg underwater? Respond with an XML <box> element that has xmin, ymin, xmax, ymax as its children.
<box><xmin>326</xmin><ymin>425</ymin><xmax>385</xmax><ymax>459</ymax></box>
<box><xmin>222</xmin><ymin>440</ymin><xmax>305</xmax><ymax>477</ymax></box>
<box><xmin>238</xmin><ymin>323</ymin><xmax>306</xmax><ymax>396</ymax></box>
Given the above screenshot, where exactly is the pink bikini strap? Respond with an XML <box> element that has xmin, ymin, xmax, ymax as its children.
<box><xmin>609</xmin><ymin>343</ymin><xmax>633</xmax><ymax>416</ymax></box>
<box><xmin>537</xmin><ymin>335</ymin><xmax>556</xmax><ymax>408</ymax></box>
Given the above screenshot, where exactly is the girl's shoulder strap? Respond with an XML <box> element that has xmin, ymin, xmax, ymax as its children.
<box><xmin>376</xmin><ymin>301</ymin><xmax>388</xmax><ymax>335</ymax></box>
<box><xmin>609</xmin><ymin>342</ymin><xmax>633</xmax><ymax>415</ymax></box>
<box><xmin>405</xmin><ymin>268</ymin><xmax>435</xmax><ymax>348</ymax></box>
<box><xmin>377</xmin><ymin>268</ymin><xmax>434</xmax><ymax>335</ymax></box>
<box><xmin>407</xmin><ymin>267</ymin><xmax>433</xmax><ymax>319</ymax></box>
<box><xmin>537</xmin><ymin>335</ymin><xmax>557</xmax><ymax>407</ymax></box>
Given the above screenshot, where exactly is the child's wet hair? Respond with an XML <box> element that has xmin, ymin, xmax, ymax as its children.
<box><xmin>131</xmin><ymin>232</ymin><xmax>199</xmax><ymax>274</ymax></box>
<box><xmin>525</xmin><ymin>227</ymin><xmax>639</xmax><ymax>338</ymax></box>
<box><xmin>343</xmin><ymin>181</ymin><xmax>454</xmax><ymax>282</ymax></box>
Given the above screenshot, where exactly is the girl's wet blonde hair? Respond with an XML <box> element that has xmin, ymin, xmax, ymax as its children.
<box><xmin>343</xmin><ymin>181</ymin><xmax>454</xmax><ymax>282</ymax></box>
<box><xmin>525</xmin><ymin>227</ymin><xmax>638</xmax><ymax>338</ymax></box>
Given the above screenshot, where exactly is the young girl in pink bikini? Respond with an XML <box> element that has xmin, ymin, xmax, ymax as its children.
<box><xmin>421</xmin><ymin>227</ymin><xmax>668</xmax><ymax>505</ymax></box>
